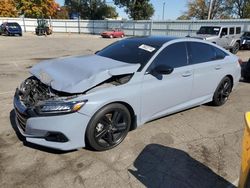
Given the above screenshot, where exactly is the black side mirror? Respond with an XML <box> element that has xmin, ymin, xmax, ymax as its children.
<box><xmin>151</xmin><ymin>65</ymin><xmax>174</xmax><ymax>75</ymax></box>
<box><xmin>220</xmin><ymin>32</ymin><xmax>226</xmax><ymax>38</ymax></box>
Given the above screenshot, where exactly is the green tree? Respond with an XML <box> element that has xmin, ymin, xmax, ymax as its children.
<box><xmin>113</xmin><ymin>0</ymin><xmax>154</xmax><ymax>20</ymax></box>
<box><xmin>65</xmin><ymin>0</ymin><xmax>118</xmax><ymax>19</ymax></box>
<box><xmin>15</xmin><ymin>0</ymin><xmax>59</xmax><ymax>18</ymax></box>
<box><xmin>0</xmin><ymin>0</ymin><xmax>18</xmax><ymax>17</ymax></box>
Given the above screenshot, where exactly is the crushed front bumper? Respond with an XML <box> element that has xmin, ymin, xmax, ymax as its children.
<box><xmin>13</xmin><ymin>90</ymin><xmax>91</xmax><ymax>151</ymax></box>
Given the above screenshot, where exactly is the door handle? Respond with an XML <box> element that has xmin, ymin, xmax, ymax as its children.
<box><xmin>182</xmin><ymin>71</ymin><xmax>192</xmax><ymax>77</ymax></box>
<box><xmin>215</xmin><ymin>65</ymin><xmax>222</xmax><ymax>70</ymax></box>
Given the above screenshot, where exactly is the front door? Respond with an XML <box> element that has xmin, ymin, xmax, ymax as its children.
<box><xmin>140</xmin><ymin>42</ymin><xmax>193</xmax><ymax>123</ymax></box>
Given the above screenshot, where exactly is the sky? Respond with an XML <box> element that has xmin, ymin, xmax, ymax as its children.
<box><xmin>56</xmin><ymin>0</ymin><xmax>187</xmax><ymax>20</ymax></box>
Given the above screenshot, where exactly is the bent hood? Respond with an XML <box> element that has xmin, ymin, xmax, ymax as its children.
<box><xmin>30</xmin><ymin>55</ymin><xmax>140</xmax><ymax>93</ymax></box>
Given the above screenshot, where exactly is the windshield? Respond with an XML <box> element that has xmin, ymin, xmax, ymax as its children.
<box><xmin>243</xmin><ymin>32</ymin><xmax>250</xmax><ymax>37</ymax></box>
<box><xmin>97</xmin><ymin>40</ymin><xmax>160</xmax><ymax>69</ymax></box>
<box><xmin>7</xmin><ymin>23</ymin><xmax>20</xmax><ymax>29</ymax></box>
<box><xmin>197</xmin><ymin>26</ymin><xmax>221</xmax><ymax>35</ymax></box>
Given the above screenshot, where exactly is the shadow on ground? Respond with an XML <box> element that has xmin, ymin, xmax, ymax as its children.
<box><xmin>129</xmin><ymin>144</ymin><xmax>235</xmax><ymax>188</ymax></box>
<box><xmin>9</xmin><ymin>109</ymin><xmax>76</xmax><ymax>154</ymax></box>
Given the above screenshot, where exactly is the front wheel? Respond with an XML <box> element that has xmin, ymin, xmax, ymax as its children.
<box><xmin>212</xmin><ymin>77</ymin><xmax>232</xmax><ymax>106</ymax></box>
<box><xmin>86</xmin><ymin>103</ymin><xmax>131</xmax><ymax>151</ymax></box>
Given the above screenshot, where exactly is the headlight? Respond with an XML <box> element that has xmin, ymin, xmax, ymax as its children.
<box><xmin>36</xmin><ymin>100</ymin><xmax>87</xmax><ymax>115</ymax></box>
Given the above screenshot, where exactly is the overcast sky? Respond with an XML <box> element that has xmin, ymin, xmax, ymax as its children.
<box><xmin>56</xmin><ymin>0</ymin><xmax>187</xmax><ymax>20</ymax></box>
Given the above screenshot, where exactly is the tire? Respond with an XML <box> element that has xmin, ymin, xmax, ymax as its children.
<box><xmin>212</xmin><ymin>77</ymin><xmax>232</xmax><ymax>106</ymax></box>
<box><xmin>19</xmin><ymin>33</ymin><xmax>22</xmax><ymax>37</ymax></box>
<box><xmin>231</xmin><ymin>42</ymin><xmax>240</xmax><ymax>54</ymax></box>
<box><xmin>86</xmin><ymin>103</ymin><xmax>131</xmax><ymax>151</ymax></box>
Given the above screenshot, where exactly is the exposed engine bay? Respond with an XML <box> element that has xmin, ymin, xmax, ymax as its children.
<box><xmin>18</xmin><ymin>74</ymin><xmax>132</xmax><ymax>107</ymax></box>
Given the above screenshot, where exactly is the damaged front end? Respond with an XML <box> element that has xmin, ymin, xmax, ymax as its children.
<box><xmin>15</xmin><ymin>73</ymin><xmax>133</xmax><ymax>117</ymax></box>
<box><xmin>14</xmin><ymin>76</ymin><xmax>87</xmax><ymax>133</ymax></box>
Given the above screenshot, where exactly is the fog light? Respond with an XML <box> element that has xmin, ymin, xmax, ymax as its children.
<box><xmin>45</xmin><ymin>132</ymin><xmax>68</xmax><ymax>142</ymax></box>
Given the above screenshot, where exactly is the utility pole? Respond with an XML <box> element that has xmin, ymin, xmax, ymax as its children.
<box><xmin>208</xmin><ymin>0</ymin><xmax>213</xmax><ymax>20</ymax></box>
<box><xmin>162</xmin><ymin>2</ymin><xmax>166</xmax><ymax>20</ymax></box>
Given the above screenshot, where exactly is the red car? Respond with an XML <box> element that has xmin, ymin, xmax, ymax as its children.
<box><xmin>101</xmin><ymin>29</ymin><xmax>125</xmax><ymax>38</ymax></box>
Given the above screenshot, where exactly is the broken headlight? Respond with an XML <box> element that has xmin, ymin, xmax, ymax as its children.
<box><xmin>36</xmin><ymin>100</ymin><xmax>87</xmax><ymax>115</ymax></box>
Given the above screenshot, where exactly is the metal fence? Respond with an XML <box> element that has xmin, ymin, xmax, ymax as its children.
<box><xmin>0</xmin><ymin>17</ymin><xmax>250</xmax><ymax>37</ymax></box>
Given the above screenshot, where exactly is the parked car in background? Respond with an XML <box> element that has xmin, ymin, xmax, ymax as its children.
<box><xmin>241</xmin><ymin>32</ymin><xmax>250</xmax><ymax>50</ymax></box>
<box><xmin>241</xmin><ymin>58</ymin><xmax>250</xmax><ymax>80</ymax></box>
<box><xmin>13</xmin><ymin>36</ymin><xmax>241</xmax><ymax>151</ymax></box>
<box><xmin>0</xmin><ymin>22</ymin><xmax>22</xmax><ymax>36</ymax></box>
<box><xmin>101</xmin><ymin>28</ymin><xmax>124</xmax><ymax>38</ymax></box>
<box><xmin>195</xmin><ymin>26</ymin><xmax>242</xmax><ymax>54</ymax></box>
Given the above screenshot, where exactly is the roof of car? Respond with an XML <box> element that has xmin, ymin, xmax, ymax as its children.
<box><xmin>124</xmin><ymin>36</ymin><xmax>179</xmax><ymax>47</ymax></box>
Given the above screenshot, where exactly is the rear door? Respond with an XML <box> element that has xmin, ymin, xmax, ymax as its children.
<box><xmin>141</xmin><ymin>42</ymin><xmax>193</xmax><ymax>122</ymax></box>
<box><xmin>187</xmin><ymin>42</ymin><xmax>228</xmax><ymax>100</ymax></box>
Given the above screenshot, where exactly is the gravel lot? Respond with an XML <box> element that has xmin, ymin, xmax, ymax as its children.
<box><xmin>0</xmin><ymin>33</ymin><xmax>250</xmax><ymax>188</ymax></box>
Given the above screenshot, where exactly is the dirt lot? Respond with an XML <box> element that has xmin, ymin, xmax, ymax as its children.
<box><xmin>0</xmin><ymin>33</ymin><xmax>250</xmax><ymax>188</ymax></box>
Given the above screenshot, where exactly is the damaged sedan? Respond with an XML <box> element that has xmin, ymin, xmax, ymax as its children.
<box><xmin>13</xmin><ymin>36</ymin><xmax>241</xmax><ymax>151</ymax></box>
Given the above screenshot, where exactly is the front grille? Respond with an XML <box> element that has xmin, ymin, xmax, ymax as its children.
<box><xmin>15</xmin><ymin>108</ymin><xmax>28</xmax><ymax>131</ymax></box>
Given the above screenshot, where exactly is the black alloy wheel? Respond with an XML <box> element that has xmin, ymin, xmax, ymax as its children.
<box><xmin>86</xmin><ymin>103</ymin><xmax>131</xmax><ymax>151</ymax></box>
<box><xmin>212</xmin><ymin>77</ymin><xmax>232</xmax><ymax>106</ymax></box>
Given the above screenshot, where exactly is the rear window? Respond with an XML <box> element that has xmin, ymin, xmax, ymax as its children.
<box><xmin>187</xmin><ymin>42</ymin><xmax>214</xmax><ymax>64</ymax></box>
<box><xmin>236</xmin><ymin>27</ymin><xmax>241</xmax><ymax>34</ymax></box>
<box><xmin>187</xmin><ymin>42</ymin><xmax>227</xmax><ymax>64</ymax></box>
<box><xmin>6</xmin><ymin>23</ymin><xmax>20</xmax><ymax>29</ymax></box>
<box><xmin>229</xmin><ymin>27</ymin><xmax>234</xmax><ymax>35</ymax></box>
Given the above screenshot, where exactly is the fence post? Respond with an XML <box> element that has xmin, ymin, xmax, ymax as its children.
<box><xmin>78</xmin><ymin>16</ymin><xmax>80</xmax><ymax>34</ymax></box>
<box><xmin>22</xmin><ymin>16</ymin><xmax>26</xmax><ymax>32</ymax></box>
<box><xmin>65</xmin><ymin>21</ymin><xmax>67</xmax><ymax>33</ymax></box>
<box><xmin>150</xmin><ymin>19</ymin><xmax>153</xmax><ymax>35</ymax></box>
<box><xmin>133</xmin><ymin>21</ymin><xmax>135</xmax><ymax>36</ymax></box>
<box><xmin>166</xmin><ymin>22</ymin><xmax>169</xmax><ymax>35</ymax></box>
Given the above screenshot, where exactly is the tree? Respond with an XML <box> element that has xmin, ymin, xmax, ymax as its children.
<box><xmin>54</xmin><ymin>6</ymin><xmax>69</xmax><ymax>19</ymax></box>
<box><xmin>187</xmin><ymin>0</ymin><xmax>229</xmax><ymax>19</ymax></box>
<box><xmin>65</xmin><ymin>0</ymin><xmax>118</xmax><ymax>19</ymax></box>
<box><xmin>15</xmin><ymin>0</ymin><xmax>59</xmax><ymax>18</ymax></box>
<box><xmin>177</xmin><ymin>14</ymin><xmax>190</xmax><ymax>20</ymax></box>
<box><xmin>0</xmin><ymin>0</ymin><xmax>18</xmax><ymax>17</ymax></box>
<box><xmin>113</xmin><ymin>0</ymin><xmax>154</xmax><ymax>20</ymax></box>
<box><xmin>225</xmin><ymin>0</ymin><xmax>250</xmax><ymax>18</ymax></box>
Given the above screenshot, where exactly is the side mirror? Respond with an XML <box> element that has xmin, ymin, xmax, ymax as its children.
<box><xmin>151</xmin><ymin>65</ymin><xmax>174</xmax><ymax>75</ymax></box>
<box><xmin>220</xmin><ymin>32</ymin><xmax>226</xmax><ymax>38</ymax></box>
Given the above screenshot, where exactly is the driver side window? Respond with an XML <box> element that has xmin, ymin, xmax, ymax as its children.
<box><xmin>150</xmin><ymin>42</ymin><xmax>188</xmax><ymax>69</ymax></box>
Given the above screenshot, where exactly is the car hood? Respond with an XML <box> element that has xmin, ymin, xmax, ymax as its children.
<box><xmin>194</xmin><ymin>34</ymin><xmax>218</xmax><ymax>40</ymax></box>
<box><xmin>30</xmin><ymin>55</ymin><xmax>140</xmax><ymax>93</ymax></box>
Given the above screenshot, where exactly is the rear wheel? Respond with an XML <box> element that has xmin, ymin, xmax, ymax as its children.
<box><xmin>212</xmin><ymin>77</ymin><xmax>232</xmax><ymax>106</ymax></box>
<box><xmin>86</xmin><ymin>103</ymin><xmax>131</xmax><ymax>151</ymax></box>
<box><xmin>231</xmin><ymin>42</ymin><xmax>240</xmax><ymax>54</ymax></box>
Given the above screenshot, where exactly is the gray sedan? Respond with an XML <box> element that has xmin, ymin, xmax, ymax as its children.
<box><xmin>13</xmin><ymin>36</ymin><xmax>241</xmax><ymax>151</ymax></box>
